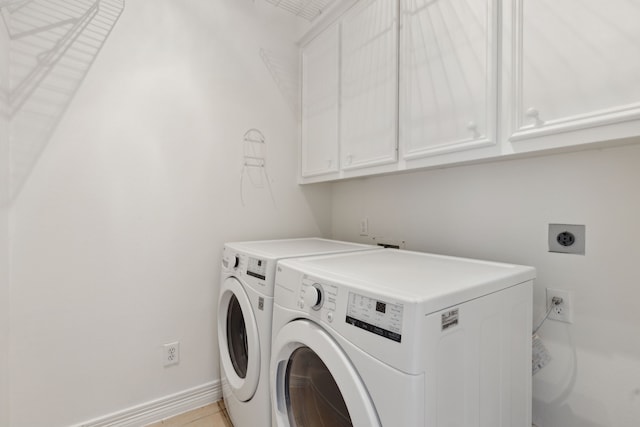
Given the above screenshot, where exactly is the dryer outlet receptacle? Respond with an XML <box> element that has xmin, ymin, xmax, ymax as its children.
<box><xmin>548</xmin><ymin>224</ymin><xmax>585</xmax><ymax>254</ymax></box>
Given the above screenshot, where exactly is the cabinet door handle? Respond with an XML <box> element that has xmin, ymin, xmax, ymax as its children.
<box><xmin>525</xmin><ymin>107</ymin><xmax>544</xmax><ymax>127</ymax></box>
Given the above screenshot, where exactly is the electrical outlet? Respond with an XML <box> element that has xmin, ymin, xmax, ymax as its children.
<box><xmin>359</xmin><ymin>217</ymin><xmax>369</xmax><ymax>236</ymax></box>
<box><xmin>546</xmin><ymin>288</ymin><xmax>573</xmax><ymax>323</ymax></box>
<box><xmin>163</xmin><ymin>342</ymin><xmax>180</xmax><ymax>367</ymax></box>
<box><xmin>548</xmin><ymin>224</ymin><xmax>585</xmax><ymax>254</ymax></box>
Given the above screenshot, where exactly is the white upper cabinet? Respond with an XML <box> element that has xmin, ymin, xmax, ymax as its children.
<box><xmin>300</xmin><ymin>23</ymin><xmax>341</xmax><ymax>179</ymax></box>
<box><xmin>400</xmin><ymin>0</ymin><xmax>498</xmax><ymax>160</ymax></box>
<box><xmin>340</xmin><ymin>0</ymin><xmax>399</xmax><ymax>171</ymax></box>
<box><xmin>298</xmin><ymin>0</ymin><xmax>640</xmax><ymax>183</ymax></box>
<box><xmin>505</xmin><ymin>0</ymin><xmax>640</xmax><ymax>151</ymax></box>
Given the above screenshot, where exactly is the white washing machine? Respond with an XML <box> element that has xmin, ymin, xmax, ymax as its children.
<box><xmin>218</xmin><ymin>238</ymin><xmax>377</xmax><ymax>427</ymax></box>
<box><xmin>270</xmin><ymin>249</ymin><xmax>536</xmax><ymax>427</ymax></box>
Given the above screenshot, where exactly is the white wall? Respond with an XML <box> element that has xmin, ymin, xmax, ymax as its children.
<box><xmin>9</xmin><ymin>1</ymin><xmax>330</xmax><ymax>426</ymax></box>
<box><xmin>0</xmin><ymin>9</ymin><xmax>10</xmax><ymax>427</ymax></box>
<box><xmin>331</xmin><ymin>142</ymin><xmax>640</xmax><ymax>427</ymax></box>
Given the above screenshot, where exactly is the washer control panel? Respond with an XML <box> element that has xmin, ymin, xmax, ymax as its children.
<box><xmin>247</xmin><ymin>257</ymin><xmax>267</xmax><ymax>280</ymax></box>
<box><xmin>346</xmin><ymin>293</ymin><xmax>403</xmax><ymax>342</ymax></box>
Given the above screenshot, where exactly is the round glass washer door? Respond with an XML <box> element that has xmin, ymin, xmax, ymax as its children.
<box><xmin>271</xmin><ymin>319</ymin><xmax>381</xmax><ymax>427</ymax></box>
<box><xmin>218</xmin><ymin>276</ymin><xmax>260</xmax><ymax>402</ymax></box>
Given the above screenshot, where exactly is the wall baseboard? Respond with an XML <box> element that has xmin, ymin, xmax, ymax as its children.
<box><xmin>73</xmin><ymin>381</ymin><xmax>221</xmax><ymax>427</ymax></box>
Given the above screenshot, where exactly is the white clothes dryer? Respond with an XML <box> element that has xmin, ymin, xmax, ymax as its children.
<box><xmin>218</xmin><ymin>238</ymin><xmax>376</xmax><ymax>427</ymax></box>
<box><xmin>270</xmin><ymin>249</ymin><xmax>536</xmax><ymax>427</ymax></box>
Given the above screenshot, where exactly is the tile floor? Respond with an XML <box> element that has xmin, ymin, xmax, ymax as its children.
<box><xmin>145</xmin><ymin>401</ymin><xmax>233</xmax><ymax>427</ymax></box>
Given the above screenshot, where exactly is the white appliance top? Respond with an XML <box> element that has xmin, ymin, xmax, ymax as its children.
<box><xmin>225</xmin><ymin>237</ymin><xmax>375</xmax><ymax>260</ymax></box>
<box><xmin>278</xmin><ymin>249</ymin><xmax>536</xmax><ymax>313</ymax></box>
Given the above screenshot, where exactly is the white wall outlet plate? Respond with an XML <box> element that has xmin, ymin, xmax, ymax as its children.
<box><xmin>359</xmin><ymin>217</ymin><xmax>369</xmax><ymax>236</ymax></box>
<box><xmin>549</xmin><ymin>224</ymin><xmax>585</xmax><ymax>254</ymax></box>
<box><xmin>546</xmin><ymin>288</ymin><xmax>573</xmax><ymax>323</ymax></box>
<box><xmin>163</xmin><ymin>342</ymin><xmax>180</xmax><ymax>367</ymax></box>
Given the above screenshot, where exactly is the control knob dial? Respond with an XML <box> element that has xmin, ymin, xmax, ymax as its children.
<box><xmin>303</xmin><ymin>284</ymin><xmax>323</xmax><ymax>310</ymax></box>
<box><xmin>224</xmin><ymin>253</ymin><xmax>239</xmax><ymax>270</ymax></box>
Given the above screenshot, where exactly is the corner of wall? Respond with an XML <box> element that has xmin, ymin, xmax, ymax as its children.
<box><xmin>0</xmin><ymin>6</ymin><xmax>11</xmax><ymax>427</ymax></box>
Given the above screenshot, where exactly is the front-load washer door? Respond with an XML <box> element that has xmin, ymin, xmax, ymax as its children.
<box><xmin>218</xmin><ymin>276</ymin><xmax>260</xmax><ymax>402</ymax></box>
<box><xmin>271</xmin><ymin>319</ymin><xmax>381</xmax><ymax>427</ymax></box>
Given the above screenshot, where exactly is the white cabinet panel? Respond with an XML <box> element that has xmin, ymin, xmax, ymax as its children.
<box><xmin>507</xmin><ymin>0</ymin><xmax>640</xmax><ymax>148</ymax></box>
<box><xmin>340</xmin><ymin>0</ymin><xmax>399</xmax><ymax>171</ymax></box>
<box><xmin>400</xmin><ymin>0</ymin><xmax>497</xmax><ymax>159</ymax></box>
<box><xmin>300</xmin><ymin>24</ymin><xmax>340</xmax><ymax>178</ymax></box>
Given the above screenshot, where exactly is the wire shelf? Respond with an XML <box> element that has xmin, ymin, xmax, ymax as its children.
<box><xmin>265</xmin><ymin>0</ymin><xmax>336</xmax><ymax>21</ymax></box>
<box><xmin>6</xmin><ymin>0</ymin><xmax>125</xmax><ymax>199</ymax></box>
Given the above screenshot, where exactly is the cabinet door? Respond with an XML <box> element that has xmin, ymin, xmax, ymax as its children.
<box><xmin>507</xmin><ymin>0</ymin><xmax>640</xmax><ymax>149</ymax></box>
<box><xmin>400</xmin><ymin>0</ymin><xmax>497</xmax><ymax>160</ymax></box>
<box><xmin>340</xmin><ymin>0</ymin><xmax>399</xmax><ymax>171</ymax></box>
<box><xmin>300</xmin><ymin>24</ymin><xmax>340</xmax><ymax>178</ymax></box>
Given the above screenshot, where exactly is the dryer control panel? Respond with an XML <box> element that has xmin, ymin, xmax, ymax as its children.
<box><xmin>346</xmin><ymin>293</ymin><xmax>403</xmax><ymax>342</ymax></box>
<box><xmin>296</xmin><ymin>275</ymin><xmax>404</xmax><ymax>342</ymax></box>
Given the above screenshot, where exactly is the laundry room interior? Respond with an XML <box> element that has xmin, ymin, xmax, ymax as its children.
<box><xmin>1</xmin><ymin>1</ymin><xmax>639</xmax><ymax>427</ymax></box>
